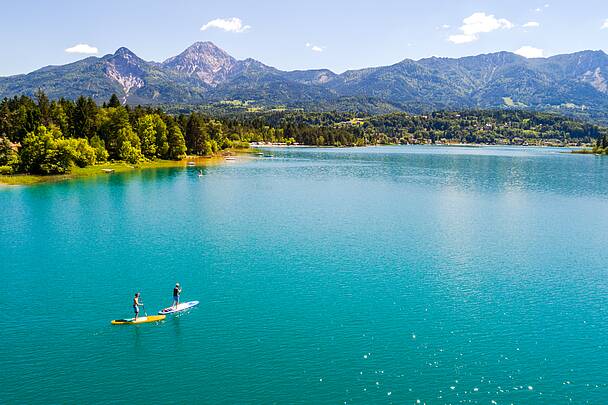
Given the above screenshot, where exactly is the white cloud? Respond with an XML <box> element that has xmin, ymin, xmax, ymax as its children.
<box><xmin>514</xmin><ymin>46</ymin><xmax>544</xmax><ymax>58</ymax></box>
<box><xmin>65</xmin><ymin>43</ymin><xmax>98</xmax><ymax>54</ymax></box>
<box><xmin>306</xmin><ymin>43</ymin><xmax>324</xmax><ymax>52</ymax></box>
<box><xmin>441</xmin><ymin>24</ymin><xmax>451</xmax><ymax>29</ymax></box>
<box><xmin>448</xmin><ymin>34</ymin><xmax>477</xmax><ymax>44</ymax></box>
<box><xmin>601</xmin><ymin>19</ymin><xmax>608</xmax><ymax>29</ymax></box>
<box><xmin>523</xmin><ymin>21</ymin><xmax>540</xmax><ymax>28</ymax></box>
<box><xmin>448</xmin><ymin>12</ymin><xmax>513</xmax><ymax>44</ymax></box>
<box><xmin>201</xmin><ymin>17</ymin><xmax>251</xmax><ymax>33</ymax></box>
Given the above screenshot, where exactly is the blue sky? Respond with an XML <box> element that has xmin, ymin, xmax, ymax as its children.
<box><xmin>1</xmin><ymin>0</ymin><xmax>607</xmax><ymax>76</ymax></box>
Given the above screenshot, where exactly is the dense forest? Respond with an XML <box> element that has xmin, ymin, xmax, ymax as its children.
<box><xmin>0</xmin><ymin>93</ymin><xmax>247</xmax><ymax>175</ymax></box>
<box><xmin>1</xmin><ymin>93</ymin><xmax>607</xmax><ymax>175</ymax></box>
<box><xmin>595</xmin><ymin>134</ymin><xmax>608</xmax><ymax>154</ymax></box>
<box><xmin>221</xmin><ymin>109</ymin><xmax>608</xmax><ymax>146</ymax></box>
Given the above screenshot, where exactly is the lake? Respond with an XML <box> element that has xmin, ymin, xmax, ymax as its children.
<box><xmin>1</xmin><ymin>146</ymin><xmax>607</xmax><ymax>404</ymax></box>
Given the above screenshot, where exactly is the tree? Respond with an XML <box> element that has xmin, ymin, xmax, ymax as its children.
<box><xmin>0</xmin><ymin>136</ymin><xmax>19</xmax><ymax>172</ymax></box>
<box><xmin>135</xmin><ymin>115</ymin><xmax>157</xmax><ymax>158</ymax></box>
<box><xmin>19</xmin><ymin>125</ymin><xmax>93</xmax><ymax>174</ymax></box>
<box><xmin>185</xmin><ymin>114</ymin><xmax>209</xmax><ymax>155</ymax></box>
<box><xmin>167</xmin><ymin>123</ymin><xmax>187</xmax><ymax>160</ymax></box>
<box><xmin>207</xmin><ymin>119</ymin><xmax>223</xmax><ymax>140</ymax></box>
<box><xmin>73</xmin><ymin>96</ymin><xmax>98</xmax><ymax>138</ymax></box>
<box><xmin>152</xmin><ymin>115</ymin><xmax>169</xmax><ymax>158</ymax></box>
<box><xmin>118</xmin><ymin>140</ymin><xmax>141</xmax><ymax>164</ymax></box>
<box><xmin>107</xmin><ymin>94</ymin><xmax>122</xmax><ymax>108</ymax></box>
<box><xmin>19</xmin><ymin>125</ymin><xmax>56</xmax><ymax>173</ymax></box>
<box><xmin>116</xmin><ymin>127</ymin><xmax>142</xmax><ymax>163</ymax></box>
<box><xmin>49</xmin><ymin>101</ymin><xmax>70</xmax><ymax>136</ymax></box>
<box><xmin>58</xmin><ymin>138</ymin><xmax>96</xmax><ymax>168</ymax></box>
<box><xmin>35</xmin><ymin>89</ymin><xmax>51</xmax><ymax>126</ymax></box>
<box><xmin>98</xmin><ymin>107</ymin><xmax>132</xmax><ymax>159</ymax></box>
<box><xmin>89</xmin><ymin>135</ymin><xmax>109</xmax><ymax>162</ymax></box>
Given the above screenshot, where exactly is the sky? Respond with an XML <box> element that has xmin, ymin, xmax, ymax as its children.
<box><xmin>1</xmin><ymin>0</ymin><xmax>608</xmax><ymax>76</ymax></box>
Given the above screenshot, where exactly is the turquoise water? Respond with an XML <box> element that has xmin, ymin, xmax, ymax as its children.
<box><xmin>1</xmin><ymin>146</ymin><xmax>607</xmax><ymax>404</ymax></box>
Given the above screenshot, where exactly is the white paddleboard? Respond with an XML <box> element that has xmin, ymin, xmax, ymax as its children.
<box><xmin>158</xmin><ymin>300</ymin><xmax>200</xmax><ymax>315</ymax></box>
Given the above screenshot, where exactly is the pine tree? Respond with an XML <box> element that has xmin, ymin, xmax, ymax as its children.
<box><xmin>35</xmin><ymin>89</ymin><xmax>51</xmax><ymax>126</ymax></box>
<box><xmin>73</xmin><ymin>96</ymin><xmax>98</xmax><ymax>138</ymax></box>
<box><xmin>108</xmin><ymin>94</ymin><xmax>121</xmax><ymax>108</ymax></box>
<box><xmin>185</xmin><ymin>114</ymin><xmax>209</xmax><ymax>155</ymax></box>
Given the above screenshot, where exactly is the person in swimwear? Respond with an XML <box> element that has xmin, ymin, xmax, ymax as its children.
<box><xmin>173</xmin><ymin>283</ymin><xmax>182</xmax><ymax>309</ymax></box>
<box><xmin>133</xmin><ymin>292</ymin><xmax>143</xmax><ymax>320</ymax></box>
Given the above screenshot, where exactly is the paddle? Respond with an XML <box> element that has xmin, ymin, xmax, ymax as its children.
<box><xmin>142</xmin><ymin>304</ymin><xmax>147</xmax><ymax>317</ymax></box>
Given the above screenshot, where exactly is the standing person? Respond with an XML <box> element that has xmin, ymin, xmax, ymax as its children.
<box><xmin>133</xmin><ymin>292</ymin><xmax>143</xmax><ymax>321</ymax></box>
<box><xmin>173</xmin><ymin>283</ymin><xmax>182</xmax><ymax>309</ymax></box>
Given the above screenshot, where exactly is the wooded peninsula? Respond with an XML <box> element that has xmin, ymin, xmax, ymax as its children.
<box><xmin>1</xmin><ymin>92</ymin><xmax>607</xmax><ymax>180</ymax></box>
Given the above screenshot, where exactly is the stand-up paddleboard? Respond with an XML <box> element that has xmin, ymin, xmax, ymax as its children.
<box><xmin>111</xmin><ymin>315</ymin><xmax>166</xmax><ymax>325</ymax></box>
<box><xmin>158</xmin><ymin>300</ymin><xmax>200</xmax><ymax>315</ymax></box>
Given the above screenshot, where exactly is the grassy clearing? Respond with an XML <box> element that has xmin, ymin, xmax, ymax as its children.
<box><xmin>571</xmin><ymin>148</ymin><xmax>607</xmax><ymax>155</ymax></box>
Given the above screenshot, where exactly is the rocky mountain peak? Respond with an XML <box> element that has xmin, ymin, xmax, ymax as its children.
<box><xmin>184</xmin><ymin>41</ymin><xmax>229</xmax><ymax>55</ymax></box>
<box><xmin>106</xmin><ymin>47</ymin><xmax>145</xmax><ymax>102</ymax></box>
<box><xmin>3</xmin><ymin>44</ymin><xmax>608</xmax><ymax>120</ymax></box>
<box><xmin>162</xmin><ymin>41</ymin><xmax>237</xmax><ymax>85</ymax></box>
<box><xmin>113</xmin><ymin>47</ymin><xmax>139</xmax><ymax>60</ymax></box>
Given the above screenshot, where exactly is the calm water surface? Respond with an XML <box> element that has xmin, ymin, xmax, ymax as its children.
<box><xmin>1</xmin><ymin>146</ymin><xmax>607</xmax><ymax>404</ymax></box>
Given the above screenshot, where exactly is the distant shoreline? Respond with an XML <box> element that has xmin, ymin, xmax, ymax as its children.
<box><xmin>251</xmin><ymin>142</ymin><xmax>586</xmax><ymax>150</ymax></box>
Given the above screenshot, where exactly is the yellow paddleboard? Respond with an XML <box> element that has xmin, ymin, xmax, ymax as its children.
<box><xmin>111</xmin><ymin>315</ymin><xmax>166</xmax><ymax>325</ymax></box>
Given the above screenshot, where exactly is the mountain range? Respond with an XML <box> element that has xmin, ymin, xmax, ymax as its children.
<box><xmin>2</xmin><ymin>41</ymin><xmax>608</xmax><ymax>118</ymax></box>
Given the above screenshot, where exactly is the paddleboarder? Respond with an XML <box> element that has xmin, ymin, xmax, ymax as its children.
<box><xmin>173</xmin><ymin>283</ymin><xmax>182</xmax><ymax>309</ymax></box>
<box><xmin>133</xmin><ymin>292</ymin><xmax>143</xmax><ymax>321</ymax></box>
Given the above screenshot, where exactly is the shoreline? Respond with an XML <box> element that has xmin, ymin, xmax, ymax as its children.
<box><xmin>2</xmin><ymin>144</ymin><xmax>600</xmax><ymax>187</ymax></box>
<box><xmin>0</xmin><ymin>148</ymin><xmax>253</xmax><ymax>186</ymax></box>
<box><xmin>252</xmin><ymin>142</ymin><xmax>587</xmax><ymax>150</ymax></box>
<box><xmin>252</xmin><ymin>141</ymin><xmax>589</xmax><ymax>148</ymax></box>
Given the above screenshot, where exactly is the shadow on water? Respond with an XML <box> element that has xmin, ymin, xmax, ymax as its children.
<box><xmin>171</xmin><ymin>315</ymin><xmax>181</xmax><ymax>339</ymax></box>
<box><xmin>133</xmin><ymin>326</ymin><xmax>142</xmax><ymax>350</ymax></box>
